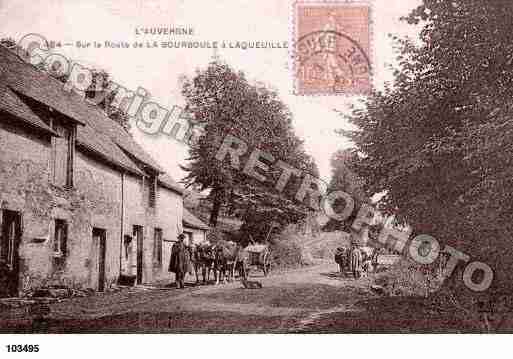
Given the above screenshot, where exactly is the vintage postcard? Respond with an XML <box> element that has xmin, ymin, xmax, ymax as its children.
<box><xmin>0</xmin><ymin>0</ymin><xmax>511</xmax><ymax>357</ymax></box>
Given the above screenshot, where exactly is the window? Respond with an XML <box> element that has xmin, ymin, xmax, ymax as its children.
<box><xmin>148</xmin><ymin>176</ymin><xmax>157</xmax><ymax>208</ymax></box>
<box><xmin>53</xmin><ymin>219</ymin><xmax>68</xmax><ymax>258</ymax></box>
<box><xmin>51</xmin><ymin>120</ymin><xmax>75</xmax><ymax>188</ymax></box>
<box><xmin>153</xmin><ymin>228</ymin><xmax>163</xmax><ymax>266</ymax></box>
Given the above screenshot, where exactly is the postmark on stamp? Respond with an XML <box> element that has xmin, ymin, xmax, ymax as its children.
<box><xmin>293</xmin><ymin>1</ymin><xmax>372</xmax><ymax>95</ymax></box>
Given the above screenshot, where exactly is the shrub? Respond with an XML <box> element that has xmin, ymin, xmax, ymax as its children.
<box><xmin>372</xmin><ymin>258</ymin><xmax>439</xmax><ymax>297</ymax></box>
<box><xmin>306</xmin><ymin>231</ymin><xmax>350</xmax><ymax>259</ymax></box>
<box><xmin>269</xmin><ymin>229</ymin><xmax>314</xmax><ymax>269</ymax></box>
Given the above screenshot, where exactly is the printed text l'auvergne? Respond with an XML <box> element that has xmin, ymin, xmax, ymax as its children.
<box><xmin>135</xmin><ymin>26</ymin><xmax>194</xmax><ymax>36</ymax></box>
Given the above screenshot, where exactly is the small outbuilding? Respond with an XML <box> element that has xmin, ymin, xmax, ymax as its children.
<box><xmin>182</xmin><ymin>208</ymin><xmax>209</xmax><ymax>245</ymax></box>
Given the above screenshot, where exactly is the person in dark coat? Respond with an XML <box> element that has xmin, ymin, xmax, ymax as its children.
<box><xmin>350</xmin><ymin>246</ymin><xmax>363</xmax><ymax>279</ymax></box>
<box><xmin>334</xmin><ymin>247</ymin><xmax>347</xmax><ymax>274</ymax></box>
<box><xmin>169</xmin><ymin>233</ymin><xmax>190</xmax><ymax>289</ymax></box>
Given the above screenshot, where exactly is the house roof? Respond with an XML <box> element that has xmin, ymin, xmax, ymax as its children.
<box><xmin>75</xmin><ymin>102</ymin><xmax>163</xmax><ymax>172</ymax></box>
<box><xmin>0</xmin><ymin>83</ymin><xmax>57</xmax><ymax>136</ymax></box>
<box><xmin>0</xmin><ymin>46</ymin><xmax>169</xmax><ymax>178</ymax></box>
<box><xmin>158</xmin><ymin>174</ymin><xmax>184</xmax><ymax>195</ymax></box>
<box><xmin>183</xmin><ymin>207</ymin><xmax>209</xmax><ymax>230</ymax></box>
<box><xmin>76</xmin><ymin>123</ymin><xmax>144</xmax><ymax>176</ymax></box>
<box><xmin>0</xmin><ymin>47</ymin><xmax>85</xmax><ymax>125</ymax></box>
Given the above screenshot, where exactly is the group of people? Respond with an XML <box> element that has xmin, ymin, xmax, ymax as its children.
<box><xmin>334</xmin><ymin>245</ymin><xmax>378</xmax><ymax>279</ymax></box>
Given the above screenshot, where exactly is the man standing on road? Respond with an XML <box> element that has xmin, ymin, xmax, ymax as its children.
<box><xmin>350</xmin><ymin>245</ymin><xmax>363</xmax><ymax>279</ymax></box>
<box><xmin>169</xmin><ymin>233</ymin><xmax>189</xmax><ymax>289</ymax></box>
<box><xmin>334</xmin><ymin>247</ymin><xmax>347</xmax><ymax>274</ymax></box>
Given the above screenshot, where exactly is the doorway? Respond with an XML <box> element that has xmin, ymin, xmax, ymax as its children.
<box><xmin>183</xmin><ymin>231</ymin><xmax>193</xmax><ymax>246</ymax></box>
<box><xmin>133</xmin><ymin>225</ymin><xmax>144</xmax><ymax>284</ymax></box>
<box><xmin>92</xmin><ymin>228</ymin><xmax>106</xmax><ymax>292</ymax></box>
<box><xmin>0</xmin><ymin>210</ymin><xmax>22</xmax><ymax>297</ymax></box>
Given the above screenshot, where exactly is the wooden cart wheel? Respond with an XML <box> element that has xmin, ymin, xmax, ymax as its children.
<box><xmin>263</xmin><ymin>250</ymin><xmax>271</xmax><ymax>276</ymax></box>
<box><xmin>264</xmin><ymin>262</ymin><xmax>271</xmax><ymax>276</ymax></box>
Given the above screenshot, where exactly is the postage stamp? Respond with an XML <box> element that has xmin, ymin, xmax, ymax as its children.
<box><xmin>292</xmin><ymin>0</ymin><xmax>372</xmax><ymax>96</ymax></box>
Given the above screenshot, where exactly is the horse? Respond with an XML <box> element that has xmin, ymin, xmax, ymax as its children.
<box><xmin>350</xmin><ymin>246</ymin><xmax>364</xmax><ymax>279</ymax></box>
<box><xmin>360</xmin><ymin>246</ymin><xmax>378</xmax><ymax>277</ymax></box>
<box><xmin>350</xmin><ymin>246</ymin><xmax>378</xmax><ymax>279</ymax></box>
<box><xmin>213</xmin><ymin>240</ymin><xmax>248</xmax><ymax>285</ymax></box>
<box><xmin>190</xmin><ymin>243</ymin><xmax>215</xmax><ymax>284</ymax></box>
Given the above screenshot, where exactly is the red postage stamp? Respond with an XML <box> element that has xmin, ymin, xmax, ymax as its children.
<box><xmin>293</xmin><ymin>1</ymin><xmax>372</xmax><ymax>95</ymax></box>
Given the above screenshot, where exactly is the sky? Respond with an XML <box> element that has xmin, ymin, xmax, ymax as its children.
<box><xmin>0</xmin><ymin>0</ymin><xmax>421</xmax><ymax>182</ymax></box>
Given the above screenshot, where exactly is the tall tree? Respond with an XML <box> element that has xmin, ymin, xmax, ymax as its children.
<box><xmin>181</xmin><ymin>59</ymin><xmax>318</xmax><ymax>235</ymax></box>
<box><xmin>343</xmin><ymin>0</ymin><xmax>513</xmax><ymax>295</ymax></box>
<box><xmin>323</xmin><ymin>149</ymin><xmax>368</xmax><ymax>232</ymax></box>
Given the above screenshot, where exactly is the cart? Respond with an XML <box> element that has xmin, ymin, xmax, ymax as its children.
<box><xmin>245</xmin><ymin>243</ymin><xmax>272</xmax><ymax>277</ymax></box>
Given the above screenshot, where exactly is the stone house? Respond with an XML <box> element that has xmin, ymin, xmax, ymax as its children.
<box><xmin>182</xmin><ymin>208</ymin><xmax>209</xmax><ymax>246</ymax></box>
<box><xmin>0</xmin><ymin>46</ymin><xmax>207</xmax><ymax>297</ymax></box>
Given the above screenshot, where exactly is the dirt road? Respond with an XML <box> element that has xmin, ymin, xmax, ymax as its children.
<box><xmin>0</xmin><ymin>261</ymin><xmax>479</xmax><ymax>333</ymax></box>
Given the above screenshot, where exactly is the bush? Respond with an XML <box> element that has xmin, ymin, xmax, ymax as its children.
<box><xmin>306</xmin><ymin>231</ymin><xmax>350</xmax><ymax>259</ymax></box>
<box><xmin>372</xmin><ymin>258</ymin><xmax>439</xmax><ymax>297</ymax></box>
<box><xmin>270</xmin><ymin>229</ymin><xmax>314</xmax><ymax>269</ymax></box>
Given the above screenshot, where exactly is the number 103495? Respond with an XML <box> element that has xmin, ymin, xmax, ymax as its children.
<box><xmin>6</xmin><ymin>344</ymin><xmax>39</xmax><ymax>353</ymax></box>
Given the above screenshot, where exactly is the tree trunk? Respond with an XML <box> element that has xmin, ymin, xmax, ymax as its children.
<box><xmin>209</xmin><ymin>188</ymin><xmax>222</xmax><ymax>227</ymax></box>
<box><xmin>227</xmin><ymin>188</ymin><xmax>235</xmax><ymax>216</ymax></box>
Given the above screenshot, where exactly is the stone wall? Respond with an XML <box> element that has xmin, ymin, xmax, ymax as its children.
<box><xmin>154</xmin><ymin>186</ymin><xmax>182</xmax><ymax>282</ymax></box>
<box><xmin>0</xmin><ymin>118</ymin><xmax>182</xmax><ymax>294</ymax></box>
<box><xmin>120</xmin><ymin>174</ymin><xmax>183</xmax><ymax>283</ymax></box>
<box><xmin>74</xmin><ymin>151</ymin><xmax>122</xmax><ymax>291</ymax></box>
<box><xmin>0</xmin><ymin>119</ymin><xmax>54</xmax><ymax>293</ymax></box>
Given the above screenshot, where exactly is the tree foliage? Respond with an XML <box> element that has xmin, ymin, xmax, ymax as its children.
<box><xmin>343</xmin><ymin>0</ymin><xmax>513</xmax><ymax>291</ymax></box>
<box><xmin>323</xmin><ymin>149</ymin><xmax>368</xmax><ymax>232</ymax></box>
<box><xmin>0</xmin><ymin>37</ymin><xmax>16</xmax><ymax>48</ymax></box>
<box><xmin>181</xmin><ymin>59</ymin><xmax>318</xmax><ymax>237</ymax></box>
<box><xmin>84</xmin><ymin>69</ymin><xmax>131</xmax><ymax>133</ymax></box>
